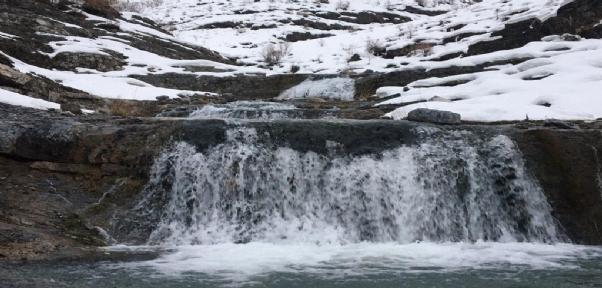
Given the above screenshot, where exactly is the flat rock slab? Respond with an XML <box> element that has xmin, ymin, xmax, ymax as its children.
<box><xmin>407</xmin><ymin>108</ymin><xmax>461</xmax><ymax>124</ymax></box>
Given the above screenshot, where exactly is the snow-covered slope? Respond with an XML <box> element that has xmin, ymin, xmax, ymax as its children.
<box><xmin>0</xmin><ymin>0</ymin><xmax>601</xmax><ymax>122</ymax></box>
<box><xmin>144</xmin><ymin>0</ymin><xmax>569</xmax><ymax>74</ymax></box>
<box><xmin>133</xmin><ymin>0</ymin><xmax>602</xmax><ymax>121</ymax></box>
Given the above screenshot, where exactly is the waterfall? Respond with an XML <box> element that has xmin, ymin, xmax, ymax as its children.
<box><xmin>116</xmin><ymin>127</ymin><xmax>562</xmax><ymax>246</ymax></box>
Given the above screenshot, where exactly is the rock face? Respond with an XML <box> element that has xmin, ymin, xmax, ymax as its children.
<box><xmin>1</xmin><ymin>104</ymin><xmax>602</xmax><ymax>260</ymax></box>
<box><xmin>512</xmin><ymin>129</ymin><xmax>602</xmax><ymax>245</ymax></box>
<box><xmin>407</xmin><ymin>108</ymin><xmax>461</xmax><ymax>124</ymax></box>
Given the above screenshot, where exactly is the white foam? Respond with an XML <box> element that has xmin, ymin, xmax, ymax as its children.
<box><xmin>111</xmin><ymin>242</ymin><xmax>602</xmax><ymax>282</ymax></box>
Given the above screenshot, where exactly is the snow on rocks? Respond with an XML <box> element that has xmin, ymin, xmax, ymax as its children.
<box><xmin>380</xmin><ymin>39</ymin><xmax>602</xmax><ymax>122</ymax></box>
<box><xmin>0</xmin><ymin>0</ymin><xmax>600</xmax><ymax>123</ymax></box>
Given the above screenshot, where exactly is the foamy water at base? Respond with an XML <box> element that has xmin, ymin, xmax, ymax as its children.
<box><xmin>3</xmin><ymin>243</ymin><xmax>602</xmax><ymax>288</ymax></box>
<box><xmin>103</xmin><ymin>242</ymin><xmax>602</xmax><ymax>285</ymax></box>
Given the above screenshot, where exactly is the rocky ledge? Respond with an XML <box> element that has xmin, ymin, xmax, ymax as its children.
<box><xmin>1</xmin><ymin>103</ymin><xmax>602</xmax><ymax>261</ymax></box>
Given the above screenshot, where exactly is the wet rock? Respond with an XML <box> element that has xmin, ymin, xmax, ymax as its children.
<box><xmin>339</xmin><ymin>108</ymin><xmax>384</xmax><ymax>120</ymax></box>
<box><xmin>407</xmin><ymin>108</ymin><xmax>460</xmax><ymax>124</ymax></box>
<box><xmin>543</xmin><ymin>119</ymin><xmax>580</xmax><ymax>129</ymax></box>
<box><xmin>60</xmin><ymin>103</ymin><xmax>82</xmax><ymax>115</ymax></box>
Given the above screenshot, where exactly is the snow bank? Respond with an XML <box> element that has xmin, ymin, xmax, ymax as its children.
<box><xmin>0</xmin><ymin>89</ymin><xmax>60</xmax><ymax>110</ymax></box>
<box><xmin>381</xmin><ymin>39</ymin><xmax>602</xmax><ymax>122</ymax></box>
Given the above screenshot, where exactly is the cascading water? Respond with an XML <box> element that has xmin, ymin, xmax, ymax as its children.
<box><xmin>188</xmin><ymin>101</ymin><xmax>338</xmax><ymax>120</ymax></box>
<box><xmin>117</xmin><ymin>127</ymin><xmax>562</xmax><ymax>246</ymax></box>
<box><xmin>97</xmin><ymin>125</ymin><xmax>602</xmax><ymax>286</ymax></box>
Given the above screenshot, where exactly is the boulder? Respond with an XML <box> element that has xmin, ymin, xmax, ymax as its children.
<box><xmin>407</xmin><ymin>108</ymin><xmax>460</xmax><ymax>124</ymax></box>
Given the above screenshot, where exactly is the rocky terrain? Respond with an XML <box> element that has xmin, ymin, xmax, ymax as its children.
<box><xmin>0</xmin><ymin>0</ymin><xmax>602</xmax><ymax>262</ymax></box>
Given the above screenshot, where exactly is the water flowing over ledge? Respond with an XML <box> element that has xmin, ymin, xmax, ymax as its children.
<box><xmin>115</xmin><ymin>127</ymin><xmax>561</xmax><ymax>245</ymax></box>
<box><xmin>103</xmin><ymin>126</ymin><xmax>602</xmax><ymax>284</ymax></box>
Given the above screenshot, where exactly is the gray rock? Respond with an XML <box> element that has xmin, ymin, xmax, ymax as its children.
<box><xmin>543</xmin><ymin>119</ymin><xmax>580</xmax><ymax>129</ymax></box>
<box><xmin>407</xmin><ymin>108</ymin><xmax>460</xmax><ymax>124</ymax></box>
<box><xmin>156</xmin><ymin>95</ymin><xmax>169</xmax><ymax>101</ymax></box>
<box><xmin>60</xmin><ymin>103</ymin><xmax>82</xmax><ymax>115</ymax></box>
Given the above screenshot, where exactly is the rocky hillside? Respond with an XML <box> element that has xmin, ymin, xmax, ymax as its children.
<box><xmin>0</xmin><ymin>0</ymin><xmax>601</xmax><ymax>121</ymax></box>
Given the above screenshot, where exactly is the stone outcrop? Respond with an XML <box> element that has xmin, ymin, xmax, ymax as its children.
<box><xmin>407</xmin><ymin>108</ymin><xmax>461</xmax><ymax>124</ymax></box>
<box><xmin>53</xmin><ymin>51</ymin><xmax>127</xmax><ymax>72</ymax></box>
<box><xmin>512</xmin><ymin>128</ymin><xmax>602</xmax><ymax>245</ymax></box>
